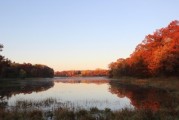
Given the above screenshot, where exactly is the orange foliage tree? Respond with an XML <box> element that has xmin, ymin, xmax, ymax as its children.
<box><xmin>109</xmin><ymin>20</ymin><xmax>179</xmax><ymax>78</ymax></box>
<box><xmin>55</xmin><ymin>69</ymin><xmax>109</xmax><ymax>77</ymax></box>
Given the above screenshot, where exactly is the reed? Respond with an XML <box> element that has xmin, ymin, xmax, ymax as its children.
<box><xmin>0</xmin><ymin>98</ymin><xmax>178</xmax><ymax>120</ymax></box>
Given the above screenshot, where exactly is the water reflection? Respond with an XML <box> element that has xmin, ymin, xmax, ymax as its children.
<box><xmin>54</xmin><ymin>77</ymin><xmax>109</xmax><ymax>84</ymax></box>
<box><xmin>109</xmin><ymin>81</ymin><xmax>175</xmax><ymax>111</ymax></box>
<box><xmin>0</xmin><ymin>78</ymin><xmax>54</xmax><ymax>100</ymax></box>
<box><xmin>1</xmin><ymin>77</ymin><xmax>174</xmax><ymax>111</ymax></box>
<box><xmin>1</xmin><ymin>77</ymin><xmax>133</xmax><ymax>110</ymax></box>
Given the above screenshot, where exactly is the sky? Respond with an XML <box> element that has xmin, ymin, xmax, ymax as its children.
<box><xmin>0</xmin><ymin>0</ymin><xmax>179</xmax><ymax>71</ymax></box>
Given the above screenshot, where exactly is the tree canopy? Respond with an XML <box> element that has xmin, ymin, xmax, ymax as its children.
<box><xmin>109</xmin><ymin>20</ymin><xmax>179</xmax><ymax>78</ymax></box>
<box><xmin>55</xmin><ymin>69</ymin><xmax>109</xmax><ymax>77</ymax></box>
<box><xmin>0</xmin><ymin>44</ymin><xmax>3</xmax><ymax>52</ymax></box>
<box><xmin>0</xmin><ymin>44</ymin><xmax>54</xmax><ymax>78</ymax></box>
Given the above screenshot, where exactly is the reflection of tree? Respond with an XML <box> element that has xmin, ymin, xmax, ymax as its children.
<box><xmin>0</xmin><ymin>79</ymin><xmax>54</xmax><ymax>100</ymax></box>
<box><xmin>109</xmin><ymin>81</ymin><xmax>175</xmax><ymax>111</ymax></box>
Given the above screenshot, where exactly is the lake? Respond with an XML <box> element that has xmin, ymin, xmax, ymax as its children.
<box><xmin>0</xmin><ymin>77</ymin><xmax>171</xmax><ymax>111</ymax></box>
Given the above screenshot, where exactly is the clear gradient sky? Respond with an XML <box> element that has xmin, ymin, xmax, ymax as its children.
<box><xmin>0</xmin><ymin>0</ymin><xmax>179</xmax><ymax>71</ymax></box>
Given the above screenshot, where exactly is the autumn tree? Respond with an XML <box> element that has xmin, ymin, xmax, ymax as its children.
<box><xmin>109</xmin><ymin>20</ymin><xmax>179</xmax><ymax>78</ymax></box>
<box><xmin>55</xmin><ymin>69</ymin><xmax>109</xmax><ymax>77</ymax></box>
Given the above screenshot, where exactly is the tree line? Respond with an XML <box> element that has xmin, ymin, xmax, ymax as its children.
<box><xmin>0</xmin><ymin>45</ymin><xmax>54</xmax><ymax>78</ymax></box>
<box><xmin>55</xmin><ymin>69</ymin><xmax>109</xmax><ymax>77</ymax></box>
<box><xmin>109</xmin><ymin>20</ymin><xmax>179</xmax><ymax>78</ymax></box>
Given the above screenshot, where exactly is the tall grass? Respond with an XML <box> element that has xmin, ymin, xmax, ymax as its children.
<box><xmin>0</xmin><ymin>98</ymin><xmax>179</xmax><ymax>120</ymax></box>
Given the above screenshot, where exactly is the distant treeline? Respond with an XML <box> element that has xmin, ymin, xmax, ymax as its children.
<box><xmin>0</xmin><ymin>44</ymin><xmax>54</xmax><ymax>78</ymax></box>
<box><xmin>109</xmin><ymin>20</ymin><xmax>179</xmax><ymax>78</ymax></box>
<box><xmin>55</xmin><ymin>69</ymin><xmax>109</xmax><ymax>77</ymax></box>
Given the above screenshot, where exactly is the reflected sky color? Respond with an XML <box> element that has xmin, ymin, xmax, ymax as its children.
<box><xmin>7</xmin><ymin>77</ymin><xmax>133</xmax><ymax>110</ymax></box>
<box><xmin>3</xmin><ymin>77</ymin><xmax>175</xmax><ymax>111</ymax></box>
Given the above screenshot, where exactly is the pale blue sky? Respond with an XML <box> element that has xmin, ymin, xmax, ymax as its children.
<box><xmin>0</xmin><ymin>0</ymin><xmax>179</xmax><ymax>71</ymax></box>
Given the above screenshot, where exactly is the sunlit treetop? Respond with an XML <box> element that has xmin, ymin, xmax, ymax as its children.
<box><xmin>109</xmin><ymin>20</ymin><xmax>179</xmax><ymax>77</ymax></box>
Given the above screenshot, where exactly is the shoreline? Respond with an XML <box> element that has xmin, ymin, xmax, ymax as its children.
<box><xmin>110</xmin><ymin>76</ymin><xmax>179</xmax><ymax>91</ymax></box>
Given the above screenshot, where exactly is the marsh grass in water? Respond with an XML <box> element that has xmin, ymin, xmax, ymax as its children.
<box><xmin>15</xmin><ymin>98</ymin><xmax>57</xmax><ymax>109</ymax></box>
<box><xmin>0</xmin><ymin>77</ymin><xmax>132</xmax><ymax>110</ymax></box>
<box><xmin>0</xmin><ymin>98</ymin><xmax>179</xmax><ymax>120</ymax></box>
<box><xmin>1</xmin><ymin>77</ymin><xmax>179</xmax><ymax>119</ymax></box>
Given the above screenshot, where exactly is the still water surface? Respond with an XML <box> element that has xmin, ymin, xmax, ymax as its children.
<box><xmin>1</xmin><ymin>77</ymin><xmax>133</xmax><ymax>110</ymax></box>
<box><xmin>0</xmin><ymin>77</ymin><xmax>170</xmax><ymax>111</ymax></box>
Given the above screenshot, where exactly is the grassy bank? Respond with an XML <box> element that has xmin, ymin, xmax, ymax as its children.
<box><xmin>111</xmin><ymin>77</ymin><xmax>179</xmax><ymax>91</ymax></box>
<box><xmin>0</xmin><ymin>99</ymin><xmax>179</xmax><ymax>120</ymax></box>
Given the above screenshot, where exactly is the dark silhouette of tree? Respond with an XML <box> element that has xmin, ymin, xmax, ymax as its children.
<box><xmin>0</xmin><ymin>44</ymin><xmax>3</xmax><ymax>52</ymax></box>
<box><xmin>0</xmin><ymin>44</ymin><xmax>11</xmax><ymax>78</ymax></box>
<box><xmin>0</xmin><ymin>44</ymin><xmax>54</xmax><ymax>78</ymax></box>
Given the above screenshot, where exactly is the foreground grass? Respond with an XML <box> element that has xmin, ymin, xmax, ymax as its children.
<box><xmin>1</xmin><ymin>106</ymin><xmax>179</xmax><ymax>120</ymax></box>
<box><xmin>0</xmin><ymin>99</ymin><xmax>179</xmax><ymax>120</ymax></box>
